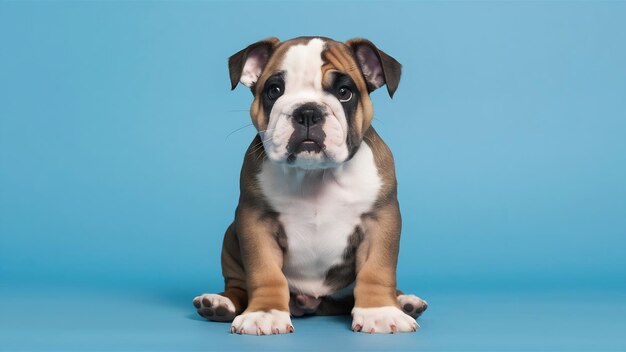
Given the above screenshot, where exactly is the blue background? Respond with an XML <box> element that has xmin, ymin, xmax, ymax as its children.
<box><xmin>1</xmin><ymin>1</ymin><xmax>625</xmax><ymax>350</ymax></box>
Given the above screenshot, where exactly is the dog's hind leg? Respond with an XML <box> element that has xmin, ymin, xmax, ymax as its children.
<box><xmin>193</xmin><ymin>223</ymin><xmax>248</xmax><ymax>322</ymax></box>
<box><xmin>396</xmin><ymin>289</ymin><xmax>428</xmax><ymax>318</ymax></box>
<box><xmin>313</xmin><ymin>291</ymin><xmax>428</xmax><ymax>318</ymax></box>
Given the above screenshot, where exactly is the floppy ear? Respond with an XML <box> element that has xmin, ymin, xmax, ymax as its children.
<box><xmin>346</xmin><ymin>38</ymin><xmax>402</xmax><ymax>98</ymax></box>
<box><xmin>228</xmin><ymin>37</ymin><xmax>280</xmax><ymax>90</ymax></box>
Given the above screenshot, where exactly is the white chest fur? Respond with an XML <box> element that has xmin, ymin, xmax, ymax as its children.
<box><xmin>257</xmin><ymin>144</ymin><xmax>382</xmax><ymax>298</ymax></box>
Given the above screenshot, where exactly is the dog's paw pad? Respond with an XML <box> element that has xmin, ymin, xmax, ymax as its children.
<box><xmin>231</xmin><ymin>310</ymin><xmax>293</xmax><ymax>335</ymax></box>
<box><xmin>192</xmin><ymin>294</ymin><xmax>236</xmax><ymax>322</ymax></box>
<box><xmin>397</xmin><ymin>294</ymin><xmax>428</xmax><ymax>318</ymax></box>
<box><xmin>351</xmin><ymin>306</ymin><xmax>418</xmax><ymax>334</ymax></box>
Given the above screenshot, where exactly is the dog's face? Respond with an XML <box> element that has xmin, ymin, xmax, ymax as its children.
<box><xmin>229</xmin><ymin>37</ymin><xmax>401</xmax><ymax>169</ymax></box>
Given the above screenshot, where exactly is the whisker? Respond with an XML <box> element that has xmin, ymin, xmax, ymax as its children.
<box><xmin>225</xmin><ymin>123</ymin><xmax>254</xmax><ymax>141</ymax></box>
<box><xmin>255</xmin><ymin>151</ymin><xmax>267</xmax><ymax>164</ymax></box>
<box><xmin>248</xmin><ymin>145</ymin><xmax>264</xmax><ymax>156</ymax></box>
<box><xmin>261</xmin><ymin>135</ymin><xmax>275</xmax><ymax>144</ymax></box>
<box><xmin>247</xmin><ymin>141</ymin><xmax>264</xmax><ymax>155</ymax></box>
<box><xmin>253</xmin><ymin>144</ymin><xmax>268</xmax><ymax>163</ymax></box>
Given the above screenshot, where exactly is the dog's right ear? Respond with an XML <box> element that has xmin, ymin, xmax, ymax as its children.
<box><xmin>228</xmin><ymin>37</ymin><xmax>280</xmax><ymax>90</ymax></box>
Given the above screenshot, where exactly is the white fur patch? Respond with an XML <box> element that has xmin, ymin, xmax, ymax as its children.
<box><xmin>260</xmin><ymin>37</ymin><xmax>350</xmax><ymax>166</ymax></box>
<box><xmin>241</xmin><ymin>61</ymin><xmax>261</xmax><ymax>87</ymax></box>
<box><xmin>258</xmin><ymin>143</ymin><xmax>381</xmax><ymax>298</ymax></box>
<box><xmin>231</xmin><ymin>310</ymin><xmax>293</xmax><ymax>335</ymax></box>
<box><xmin>282</xmin><ymin>38</ymin><xmax>325</xmax><ymax>93</ymax></box>
<box><xmin>351</xmin><ymin>306</ymin><xmax>418</xmax><ymax>334</ymax></box>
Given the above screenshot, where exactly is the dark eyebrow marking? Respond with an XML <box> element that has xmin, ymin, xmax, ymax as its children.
<box><xmin>265</xmin><ymin>71</ymin><xmax>286</xmax><ymax>83</ymax></box>
<box><xmin>325</xmin><ymin>71</ymin><xmax>357</xmax><ymax>91</ymax></box>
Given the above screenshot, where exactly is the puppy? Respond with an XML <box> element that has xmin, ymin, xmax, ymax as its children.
<box><xmin>193</xmin><ymin>36</ymin><xmax>427</xmax><ymax>334</ymax></box>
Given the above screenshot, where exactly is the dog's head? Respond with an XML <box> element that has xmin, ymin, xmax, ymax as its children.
<box><xmin>229</xmin><ymin>37</ymin><xmax>401</xmax><ymax>169</ymax></box>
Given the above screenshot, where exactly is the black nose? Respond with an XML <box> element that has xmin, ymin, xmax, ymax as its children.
<box><xmin>294</xmin><ymin>105</ymin><xmax>323</xmax><ymax>127</ymax></box>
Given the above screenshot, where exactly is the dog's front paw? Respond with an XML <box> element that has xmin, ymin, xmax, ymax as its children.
<box><xmin>397</xmin><ymin>294</ymin><xmax>428</xmax><ymax>318</ymax></box>
<box><xmin>192</xmin><ymin>293</ymin><xmax>236</xmax><ymax>322</ymax></box>
<box><xmin>231</xmin><ymin>310</ymin><xmax>294</xmax><ymax>335</ymax></box>
<box><xmin>351</xmin><ymin>306</ymin><xmax>418</xmax><ymax>334</ymax></box>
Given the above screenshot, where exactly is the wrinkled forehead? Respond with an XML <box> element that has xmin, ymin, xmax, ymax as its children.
<box><xmin>255</xmin><ymin>37</ymin><xmax>369</xmax><ymax>94</ymax></box>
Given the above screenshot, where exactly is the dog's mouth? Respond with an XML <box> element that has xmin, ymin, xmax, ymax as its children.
<box><xmin>286</xmin><ymin>139</ymin><xmax>326</xmax><ymax>165</ymax></box>
<box><xmin>295</xmin><ymin>139</ymin><xmax>323</xmax><ymax>153</ymax></box>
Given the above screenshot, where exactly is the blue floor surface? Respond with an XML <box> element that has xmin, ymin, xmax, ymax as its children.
<box><xmin>1</xmin><ymin>283</ymin><xmax>625</xmax><ymax>351</ymax></box>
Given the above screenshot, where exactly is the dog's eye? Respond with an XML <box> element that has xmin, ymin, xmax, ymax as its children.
<box><xmin>266</xmin><ymin>84</ymin><xmax>283</xmax><ymax>100</ymax></box>
<box><xmin>338</xmin><ymin>86</ymin><xmax>353</xmax><ymax>103</ymax></box>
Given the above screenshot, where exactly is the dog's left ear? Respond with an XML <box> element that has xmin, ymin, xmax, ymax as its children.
<box><xmin>346</xmin><ymin>38</ymin><xmax>402</xmax><ymax>98</ymax></box>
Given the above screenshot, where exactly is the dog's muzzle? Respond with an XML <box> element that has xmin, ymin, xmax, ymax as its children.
<box><xmin>287</xmin><ymin>103</ymin><xmax>327</xmax><ymax>155</ymax></box>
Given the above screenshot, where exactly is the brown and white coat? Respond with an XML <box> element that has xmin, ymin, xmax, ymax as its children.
<box><xmin>193</xmin><ymin>37</ymin><xmax>427</xmax><ymax>334</ymax></box>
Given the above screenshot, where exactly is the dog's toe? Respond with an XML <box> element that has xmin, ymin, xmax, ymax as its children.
<box><xmin>397</xmin><ymin>294</ymin><xmax>428</xmax><ymax>318</ymax></box>
<box><xmin>193</xmin><ymin>293</ymin><xmax>236</xmax><ymax>322</ymax></box>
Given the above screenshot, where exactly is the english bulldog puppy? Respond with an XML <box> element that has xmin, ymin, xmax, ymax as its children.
<box><xmin>193</xmin><ymin>36</ymin><xmax>427</xmax><ymax>334</ymax></box>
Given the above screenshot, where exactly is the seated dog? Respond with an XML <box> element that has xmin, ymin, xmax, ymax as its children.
<box><xmin>193</xmin><ymin>36</ymin><xmax>427</xmax><ymax>334</ymax></box>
